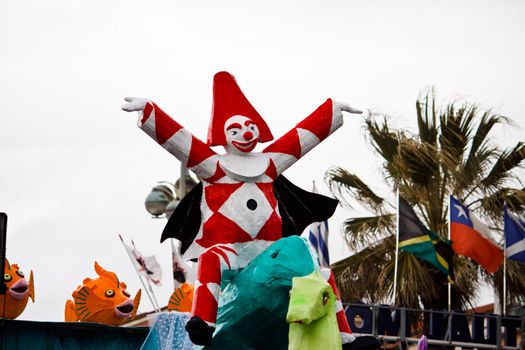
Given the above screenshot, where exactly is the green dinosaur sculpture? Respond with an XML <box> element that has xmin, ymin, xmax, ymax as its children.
<box><xmin>287</xmin><ymin>271</ymin><xmax>342</xmax><ymax>350</ymax></box>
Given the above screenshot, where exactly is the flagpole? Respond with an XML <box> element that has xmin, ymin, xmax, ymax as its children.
<box><xmin>503</xmin><ymin>243</ymin><xmax>507</xmax><ymax>315</ymax></box>
<box><xmin>118</xmin><ymin>234</ymin><xmax>159</xmax><ymax>313</ymax></box>
<box><xmin>448</xmin><ymin>196</ymin><xmax>452</xmax><ymax>313</ymax></box>
<box><xmin>170</xmin><ymin>163</ymin><xmax>189</xmax><ymax>292</ymax></box>
<box><xmin>171</xmin><ymin>239</ymin><xmax>179</xmax><ymax>290</ymax></box>
<box><xmin>132</xmin><ymin>239</ymin><xmax>161</xmax><ymax>312</ymax></box>
<box><xmin>503</xmin><ymin>205</ymin><xmax>507</xmax><ymax>316</ymax></box>
<box><xmin>393</xmin><ymin>189</ymin><xmax>400</xmax><ymax>306</ymax></box>
<box><xmin>146</xmin><ymin>278</ymin><xmax>161</xmax><ymax>312</ymax></box>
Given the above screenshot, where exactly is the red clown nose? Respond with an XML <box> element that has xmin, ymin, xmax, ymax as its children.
<box><xmin>207</xmin><ymin>71</ymin><xmax>274</xmax><ymax>146</ymax></box>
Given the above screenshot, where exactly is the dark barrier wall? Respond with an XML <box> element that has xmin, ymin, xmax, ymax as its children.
<box><xmin>344</xmin><ymin>303</ymin><xmax>524</xmax><ymax>348</ymax></box>
<box><xmin>0</xmin><ymin>319</ymin><xmax>148</xmax><ymax>350</ymax></box>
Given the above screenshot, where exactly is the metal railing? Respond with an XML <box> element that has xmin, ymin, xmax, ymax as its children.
<box><xmin>343</xmin><ymin>303</ymin><xmax>525</xmax><ymax>349</ymax></box>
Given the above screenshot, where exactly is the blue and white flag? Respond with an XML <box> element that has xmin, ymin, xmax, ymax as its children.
<box><xmin>504</xmin><ymin>206</ymin><xmax>525</xmax><ymax>263</ymax></box>
<box><xmin>304</xmin><ymin>182</ymin><xmax>331</xmax><ymax>267</ymax></box>
<box><xmin>308</xmin><ymin>220</ymin><xmax>331</xmax><ymax>267</ymax></box>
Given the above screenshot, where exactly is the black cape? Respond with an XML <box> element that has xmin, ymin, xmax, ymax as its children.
<box><xmin>161</xmin><ymin>175</ymin><xmax>338</xmax><ymax>255</ymax></box>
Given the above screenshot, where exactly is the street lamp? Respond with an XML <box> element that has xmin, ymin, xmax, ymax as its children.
<box><xmin>143</xmin><ymin>166</ymin><xmax>198</xmax><ymax>290</ymax></box>
<box><xmin>144</xmin><ymin>167</ymin><xmax>197</xmax><ymax>219</ymax></box>
<box><xmin>144</xmin><ymin>184</ymin><xmax>175</xmax><ymax>217</ymax></box>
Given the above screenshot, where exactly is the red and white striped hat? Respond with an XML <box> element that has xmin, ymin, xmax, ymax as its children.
<box><xmin>206</xmin><ymin>71</ymin><xmax>273</xmax><ymax>146</ymax></box>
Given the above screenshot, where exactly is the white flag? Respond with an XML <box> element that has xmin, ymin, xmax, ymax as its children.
<box><xmin>120</xmin><ymin>235</ymin><xmax>162</xmax><ymax>285</ymax></box>
<box><xmin>171</xmin><ymin>239</ymin><xmax>195</xmax><ymax>288</ymax></box>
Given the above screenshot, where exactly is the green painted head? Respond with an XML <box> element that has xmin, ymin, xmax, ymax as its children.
<box><xmin>286</xmin><ymin>271</ymin><xmax>335</xmax><ymax>325</ymax></box>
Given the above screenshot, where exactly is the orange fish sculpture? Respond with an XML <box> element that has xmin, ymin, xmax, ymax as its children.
<box><xmin>65</xmin><ymin>261</ymin><xmax>141</xmax><ymax>326</ymax></box>
<box><xmin>0</xmin><ymin>259</ymin><xmax>35</xmax><ymax>319</ymax></box>
<box><xmin>167</xmin><ymin>283</ymin><xmax>194</xmax><ymax>313</ymax></box>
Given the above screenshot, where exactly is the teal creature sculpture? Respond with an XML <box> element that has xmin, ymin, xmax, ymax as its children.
<box><xmin>287</xmin><ymin>271</ymin><xmax>342</xmax><ymax>350</ymax></box>
<box><xmin>204</xmin><ymin>236</ymin><xmax>318</xmax><ymax>349</ymax></box>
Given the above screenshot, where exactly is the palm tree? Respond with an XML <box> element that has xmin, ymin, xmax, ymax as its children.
<box><xmin>326</xmin><ymin>91</ymin><xmax>525</xmax><ymax>311</ymax></box>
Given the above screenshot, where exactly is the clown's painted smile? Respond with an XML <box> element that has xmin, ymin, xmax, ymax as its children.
<box><xmin>224</xmin><ymin>115</ymin><xmax>260</xmax><ymax>154</ymax></box>
<box><xmin>232</xmin><ymin>138</ymin><xmax>257</xmax><ymax>152</ymax></box>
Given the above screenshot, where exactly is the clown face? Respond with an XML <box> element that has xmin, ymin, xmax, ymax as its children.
<box><xmin>224</xmin><ymin>115</ymin><xmax>260</xmax><ymax>154</ymax></box>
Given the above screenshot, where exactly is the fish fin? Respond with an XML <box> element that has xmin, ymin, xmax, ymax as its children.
<box><xmin>28</xmin><ymin>270</ymin><xmax>35</xmax><ymax>302</ymax></box>
<box><xmin>168</xmin><ymin>283</ymin><xmax>194</xmax><ymax>312</ymax></box>
<box><xmin>94</xmin><ymin>261</ymin><xmax>119</xmax><ymax>286</ymax></box>
<box><xmin>131</xmin><ymin>289</ymin><xmax>141</xmax><ymax>319</ymax></box>
<box><xmin>73</xmin><ymin>286</ymin><xmax>90</xmax><ymax>302</ymax></box>
<box><xmin>82</xmin><ymin>277</ymin><xmax>96</xmax><ymax>288</ymax></box>
<box><xmin>64</xmin><ymin>299</ymin><xmax>78</xmax><ymax>322</ymax></box>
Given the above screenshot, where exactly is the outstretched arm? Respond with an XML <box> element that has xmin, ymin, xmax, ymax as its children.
<box><xmin>122</xmin><ymin>97</ymin><xmax>218</xmax><ymax>180</ymax></box>
<box><xmin>263</xmin><ymin>99</ymin><xmax>361</xmax><ymax>175</ymax></box>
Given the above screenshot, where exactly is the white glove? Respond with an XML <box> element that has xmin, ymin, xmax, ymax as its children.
<box><xmin>121</xmin><ymin>97</ymin><xmax>149</xmax><ymax>112</ymax></box>
<box><xmin>333</xmin><ymin>101</ymin><xmax>363</xmax><ymax>118</ymax></box>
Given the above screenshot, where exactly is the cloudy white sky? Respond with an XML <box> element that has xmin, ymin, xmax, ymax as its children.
<box><xmin>1</xmin><ymin>0</ymin><xmax>524</xmax><ymax>321</ymax></box>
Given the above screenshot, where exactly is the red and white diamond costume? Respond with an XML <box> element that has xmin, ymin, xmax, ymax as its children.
<box><xmin>122</xmin><ymin>72</ymin><xmax>360</xmax><ymax>344</ymax></box>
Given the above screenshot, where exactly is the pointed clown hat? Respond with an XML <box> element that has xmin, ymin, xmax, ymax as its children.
<box><xmin>207</xmin><ymin>71</ymin><xmax>273</xmax><ymax>146</ymax></box>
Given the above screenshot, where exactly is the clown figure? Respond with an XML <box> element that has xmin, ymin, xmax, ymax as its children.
<box><xmin>122</xmin><ymin>72</ymin><xmax>361</xmax><ymax>345</ymax></box>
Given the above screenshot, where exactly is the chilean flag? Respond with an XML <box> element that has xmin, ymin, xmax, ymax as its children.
<box><xmin>449</xmin><ymin>196</ymin><xmax>503</xmax><ymax>273</ymax></box>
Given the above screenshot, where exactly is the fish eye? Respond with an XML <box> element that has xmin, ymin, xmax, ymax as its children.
<box><xmin>322</xmin><ymin>292</ymin><xmax>329</xmax><ymax>305</ymax></box>
<box><xmin>122</xmin><ymin>290</ymin><xmax>130</xmax><ymax>297</ymax></box>
<box><xmin>105</xmin><ymin>289</ymin><xmax>115</xmax><ymax>298</ymax></box>
<box><xmin>16</xmin><ymin>270</ymin><xmax>24</xmax><ymax>278</ymax></box>
<box><xmin>4</xmin><ymin>274</ymin><xmax>12</xmax><ymax>282</ymax></box>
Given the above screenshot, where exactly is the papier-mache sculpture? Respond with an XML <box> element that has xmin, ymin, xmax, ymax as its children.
<box><xmin>168</xmin><ymin>282</ymin><xmax>194</xmax><ymax>313</ymax></box>
<box><xmin>0</xmin><ymin>259</ymin><xmax>35</xmax><ymax>319</ymax></box>
<box><xmin>287</xmin><ymin>271</ymin><xmax>342</xmax><ymax>350</ymax></box>
<box><xmin>122</xmin><ymin>71</ymin><xmax>361</xmax><ymax>346</ymax></box>
<box><xmin>64</xmin><ymin>261</ymin><xmax>141</xmax><ymax>326</ymax></box>
<box><xmin>208</xmin><ymin>235</ymin><xmax>322</xmax><ymax>349</ymax></box>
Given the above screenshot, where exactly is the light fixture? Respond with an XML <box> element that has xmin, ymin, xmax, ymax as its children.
<box><xmin>144</xmin><ymin>185</ymin><xmax>175</xmax><ymax>217</ymax></box>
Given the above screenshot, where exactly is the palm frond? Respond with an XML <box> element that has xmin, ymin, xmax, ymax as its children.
<box><xmin>325</xmin><ymin>167</ymin><xmax>385</xmax><ymax>211</ymax></box>
<box><xmin>480</xmin><ymin>188</ymin><xmax>525</xmax><ymax>217</ymax></box>
<box><xmin>364</xmin><ymin>115</ymin><xmax>405</xmax><ymax>182</ymax></box>
<box><xmin>416</xmin><ymin>90</ymin><xmax>438</xmax><ymax>145</ymax></box>
<box><xmin>449</xmin><ymin>256</ymin><xmax>481</xmax><ymax>310</ymax></box>
<box><xmin>395</xmin><ymin>253</ymin><xmax>442</xmax><ymax>308</ymax></box>
<box><xmin>466</xmin><ymin>111</ymin><xmax>508</xmax><ymax>165</ymax></box>
<box><xmin>439</xmin><ymin>103</ymin><xmax>477</xmax><ymax>172</ymax></box>
<box><xmin>502</xmin><ymin>260</ymin><xmax>525</xmax><ymax>305</ymax></box>
<box><xmin>453</xmin><ymin>145</ymin><xmax>498</xmax><ymax>197</ymax></box>
<box><xmin>396</xmin><ymin>140</ymin><xmax>440</xmax><ymax>188</ymax></box>
<box><xmin>341</xmin><ymin>214</ymin><xmax>395</xmax><ymax>250</ymax></box>
<box><xmin>481</xmin><ymin>142</ymin><xmax>525</xmax><ymax>190</ymax></box>
<box><xmin>332</xmin><ymin>236</ymin><xmax>395</xmax><ymax>303</ymax></box>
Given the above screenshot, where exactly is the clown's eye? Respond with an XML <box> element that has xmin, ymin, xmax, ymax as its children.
<box><xmin>250</xmin><ymin>126</ymin><xmax>255</xmax><ymax>131</ymax></box>
<box><xmin>322</xmin><ymin>292</ymin><xmax>329</xmax><ymax>305</ymax></box>
<box><xmin>232</xmin><ymin>131</ymin><xmax>238</xmax><ymax>135</ymax></box>
<box><xmin>16</xmin><ymin>270</ymin><xmax>24</xmax><ymax>278</ymax></box>
<box><xmin>122</xmin><ymin>290</ymin><xmax>130</xmax><ymax>297</ymax></box>
<box><xmin>4</xmin><ymin>274</ymin><xmax>12</xmax><ymax>282</ymax></box>
<box><xmin>105</xmin><ymin>289</ymin><xmax>115</xmax><ymax>298</ymax></box>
